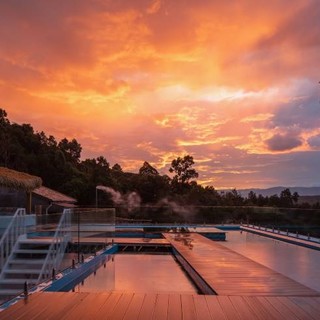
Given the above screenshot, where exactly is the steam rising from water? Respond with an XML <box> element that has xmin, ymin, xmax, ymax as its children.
<box><xmin>97</xmin><ymin>185</ymin><xmax>196</xmax><ymax>220</ymax></box>
<box><xmin>97</xmin><ymin>186</ymin><xmax>141</xmax><ymax>212</ymax></box>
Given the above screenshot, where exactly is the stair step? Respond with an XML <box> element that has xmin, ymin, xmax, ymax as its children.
<box><xmin>0</xmin><ymin>279</ymin><xmax>38</xmax><ymax>285</ymax></box>
<box><xmin>0</xmin><ymin>289</ymin><xmax>23</xmax><ymax>296</ymax></box>
<box><xmin>9</xmin><ymin>259</ymin><xmax>46</xmax><ymax>265</ymax></box>
<box><xmin>14</xmin><ymin>249</ymin><xmax>49</xmax><ymax>254</ymax></box>
<box><xmin>4</xmin><ymin>269</ymin><xmax>42</xmax><ymax>274</ymax></box>
<box><xmin>19</xmin><ymin>238</ymin><xmax>54</xmax><ymax>245</ymax></box>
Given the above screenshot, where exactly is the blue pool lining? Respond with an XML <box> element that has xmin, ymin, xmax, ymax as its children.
<box><xmin>45</xmin><ymin>245</ymin><xmax>118</xmax><ymax>292</ymax></box>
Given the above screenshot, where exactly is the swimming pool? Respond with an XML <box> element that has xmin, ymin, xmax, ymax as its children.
<box><xmin>71</xmin><ymin>253</ymin><xmax>198</xmax><ymax>294</ymax></box>
<box><xmin>221</xmin><ymin>230</ymin><xmax>320</xmax><ymax>292</ymax></box>
<box><xmin>46</xmin><ymin>229</ymin><xmax>320</xmax><ymax>296</ymax></box>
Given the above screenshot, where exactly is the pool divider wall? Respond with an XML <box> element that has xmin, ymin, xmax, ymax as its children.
<box><xmin>45</xmin><ymin>245</ymin><xmax>118</xmax><ymax>292</ymax></box>
<box><xmin>241</xmin><ymin>227</ymin><xmax>320</xmax><ymax>251</ymax></box>
<box><xmin>172</xmin><ymin>248</ymin><xmax>216</xmax><ymax>295</ymax></box>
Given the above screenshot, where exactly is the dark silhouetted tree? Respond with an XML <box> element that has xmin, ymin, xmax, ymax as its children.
<box><xmin>139</xmin><ymin>161</ymin><xmax>159</xmax><ymax>176</ymax></box>
<box><xmin>169</xmin><ymin>155</ymin><xmax>198</xmax><ymax>184</ymax></box>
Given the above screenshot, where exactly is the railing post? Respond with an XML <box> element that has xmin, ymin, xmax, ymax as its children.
<box><xmin>24</xmin><ymin>281</ymin><xmax>28</xmax><ymax>298</ymax></box>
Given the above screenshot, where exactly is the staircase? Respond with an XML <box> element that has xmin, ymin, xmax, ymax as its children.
<box><xmin>0</xmin><ymin>209</ymin><xmax>71</xmax><ymax>303</ymax></box>
<box><xmin>0</xmin><ymin>235</ymin><xmax>51</xmax><ymax>299</ymax></box>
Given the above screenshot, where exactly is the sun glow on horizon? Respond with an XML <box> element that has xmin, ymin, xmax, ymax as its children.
<box><xmin>1</xmin><ymin>0</ymin><xmax>319</xmax><ymax>188</ymax></box>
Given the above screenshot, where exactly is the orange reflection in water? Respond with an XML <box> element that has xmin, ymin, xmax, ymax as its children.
<box><xmin>73</xmin><ymin>254</ymin><xmax>197</xmax><ymax>294</ymax></box>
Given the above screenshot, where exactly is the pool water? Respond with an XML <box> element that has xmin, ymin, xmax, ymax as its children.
<box><xmin>72</xmin><ymin>253</ymin><xmax>198</xmax><ymax>294</ymax></box>
<box><xmin>221</xmin><ymin>231</ymin><xmax>320</xmax><ymax>292</ymax></box>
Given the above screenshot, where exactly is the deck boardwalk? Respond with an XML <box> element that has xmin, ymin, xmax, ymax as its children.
<box><xmin>72</xmin><ymin>237</ymin><xmax>170</xmax><ymax>245</ymax></box>
<box><xmin>163</xmin><ymin>233</ymin><xmax>320</xmax><ymax>296</ymax></box>
<box><xmin>1</xmin><ymin>292</ymin><xmax>320</xmax><ymax>319</ymax></box>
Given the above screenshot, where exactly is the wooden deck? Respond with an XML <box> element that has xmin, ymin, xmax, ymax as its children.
<box><xmin>240</xmin><ymin>226</ymin><xmax>320</xmax><ymax>250</ymax></box>
<box><xmin>72</xmin><ymin>237</ymin><xmax>170</xmax><ymax>245</ymax></box>
<box><xmin>163</xmin><ymin>233</ymin><xmax>320</xmax><ymax>296</ymax></box>
<box><xmin>1</xmin><ymin>292</ymin><xmax>320</xmax><ymax>319</ymax></box>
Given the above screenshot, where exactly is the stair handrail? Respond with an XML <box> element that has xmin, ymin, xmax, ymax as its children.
<box><xmin>0</xmin><ymin>208</ymin><xmax>26</xmax><ymax>274</ymax></box>
<box><xmin>37</xmin><ymin>208</ymin><xmax>71</xmax><ymax>283</ymax></box>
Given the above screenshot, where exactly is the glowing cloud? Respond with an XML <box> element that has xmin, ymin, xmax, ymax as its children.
<box><xmin>1</xmin><ymin>0</ymin><xmax>319</xmax><ymax>188</ymax></box>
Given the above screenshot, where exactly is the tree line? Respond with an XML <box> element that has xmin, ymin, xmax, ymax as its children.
<box><xmin>1</xmin><ymin>108</ymin><xmax>317</xmax><ymax>209</ymax></box>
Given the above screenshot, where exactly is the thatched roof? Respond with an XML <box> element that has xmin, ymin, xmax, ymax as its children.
<box><xmin>0</xmin><ymin>167</ymin><xmax>42</xmax><ymax>191</ymax></box>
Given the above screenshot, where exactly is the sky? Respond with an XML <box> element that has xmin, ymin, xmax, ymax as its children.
<box><xmin>1</xmin><ymin>0</ymin><xmax>320</xmax><ymax>189</ymax></box>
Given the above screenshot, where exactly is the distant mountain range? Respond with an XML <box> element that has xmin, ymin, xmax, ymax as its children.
<box><xmin>223</xmin><ymin>186</ymin><xmax>320</xmax><ymax>197</ymax></box>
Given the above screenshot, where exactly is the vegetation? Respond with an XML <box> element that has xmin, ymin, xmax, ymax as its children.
<box><xmin>1</xmin><ymin>108</ymin><xmax>319</xmax><ymax>213</ymax></box>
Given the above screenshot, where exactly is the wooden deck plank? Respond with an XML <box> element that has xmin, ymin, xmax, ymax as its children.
<box><xmin>216</xmin><ymin>296</ymin><xmax>242</xmax><ymax>320</ymax></box>
<box><xmin>78</xmin><ymin>292</ymin><xmax>111</xmax><ymax>319</ymax></box>
<box><xmin>242</xmin><ymin>296</ymin><xmax>279</xmax><ymax>320</ymax></box>
<box><xmin>122</xmin><ymin>293</ymin><xmax>145</xmax><ymax>320</ymax></box>
<box><xmin>163</xmin><ymin>233</ymin><xmax>319</xmax><ymax>296</ymax></box>
<box><xmin>229</xmin><ymin>296</ymin><xmax>265</xmax><ymax>320</ymax></box>
<box><xmin>181</xmin><ymin>294</ymin><xmax>196</xmax><ymax>320</ymax></box>
<box><xmin>193</xmin><ymin>294</ymin><xmax>212</xmax><ymax>320</ymax></box>
<box><xmin>167</xmin><ymin>294</ymin><xmax>182</xmax><ymax>320</ymax></box>
<box><xmin>137</xmin><ymin>293</ymin><xmax>157</xmax><ymax>320</ymax></box>
<box><xmin>303</xmin><ymin>297</ymin><xmax>320</xmax><ymax>312</ymax></box>
<box><xmin>263</xmin><ymin>297</ymin><xmax>301</xmax><ymax>320</ymax></box>
<box><xmin>153</xmin><ymin>294</ymin><xmax>169</xmax><ymax>320</ymax></box>
<box><xmin>1</xmin><ymin>293</ymin><xmax>320</xmax><ymax>319</ymax></box>
<box><xmin>45</xmin><ymin>292</ymin><xmax>90</xmax><ymax>320</ymax></box>
<box><xmin>108</xmin><ymin>293</ymin><xmax>134</xmax><ymax>320</ymax></box>
<box><xmin>60</xmin><ymin>292</ymin><xmax>102</xmax><ymax>320</ymax></box>
<box><xmin>275</xmin><ymin>297</ymin><xmax>316</xmax><ymax>320</ymax></box>
<box><xmin>290</xmin><ymin>297</ymin><xmax>320</xmax><ymax>319</ymax></box>
<box><xmin>73</xmin><ymin>237</ymin><xmax>170</xmax><ymax>245</ymax></box>
<box><xmin>94</xmin><ymin>292</ymin><xmax>123</xmax><ymax>320</ymax></box>
<box><xmin>0</xmin><ymin>293</ymin><xmax>44</xmax><ymax>320</ymax></box>
<box><xmin>204</xmin><ymin>295</ymin><xmax>227</xmax><ymax>320</ymax></box>
<box><xmin>256</xmin><ymin>297</ymin><xmax>287</xmax><ymax>320</ymax></box>
<box><xmin>15</xmin><ymin>292</ymin><xmax>75</xmax><ymax>320</ymax></box>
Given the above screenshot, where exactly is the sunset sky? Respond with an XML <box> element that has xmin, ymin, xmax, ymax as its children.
<box><xmin>1</xmin><ymin>0</ymin><xmax>319</xmax><ymax>189</ymax></box>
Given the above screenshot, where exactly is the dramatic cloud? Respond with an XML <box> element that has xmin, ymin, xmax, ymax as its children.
<box><xmin>1</xmin><ymin>0</ymin><xmax>320</xmax><ymax>188</ymax></box>
<box><xmin>308</xmin><ymin>135</ymin><xmax>320</xmax><ymax>149</ymax></box>
<box><xmin>266</xmin><ymin>133</ymin><xmax>302</xmax><ymax>152</ymax></box>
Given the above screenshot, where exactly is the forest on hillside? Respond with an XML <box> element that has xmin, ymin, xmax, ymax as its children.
<box><xmin>1</xmin><ymin>108</ymin><xmax>319</xmax><ymax>212</ymax></box>
<box><xmin>3</xmin><ymin>108</ymin><xmax>320</xmax><ymax>234</ymax></box>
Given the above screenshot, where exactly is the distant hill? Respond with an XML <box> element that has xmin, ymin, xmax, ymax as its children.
<box><xmin>224</xmin><ymin>186</ymin><xmax>320</xmax><ymax>197</ymax></box>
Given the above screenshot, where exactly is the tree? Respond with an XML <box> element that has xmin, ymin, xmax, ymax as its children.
<box><xmin>97</xmin><ymin>156</ymin><xmax>110</xmax><ymax>169</ymax></box>
<box><xmin>247</xmin><ymin>191</ymin><xmax>257</xmax><ymax>205</ymax></box>
<box><xmin>279</xmin><ymin>188</ymin><xmax>293</xmax><ymax>207</ymax></box>
<box><xmin>112</xmin><ymin>163</ymin><xmax>123</xmax><ymax>172</ymax></box>
<box><xmin>169</xmin><ymin>155</ymin><xmax>199</xmax><ymax>184</ymax></box>
<box><xmin>292</xmin><ymin>191</ymin><xmax>299</xmax><ymax>205</ymax></box>
<box><xmin>58</xmin><ymin>138</ymin><xmax>82</xmax><ymax>164</ymax></box>
<box><xmin>139</xmin><ymin>161</ymin><xmax>159</xmax><ymax>176</ymax></box>
<box><xmin>224</xmin><ymin>189</ymin><xmax>244</xmax><ymax>206</ymax></box>
<box><xmin>0</xmin><ymin>109</ymin><xmax>10</xmax><ymax>167</ymax></box>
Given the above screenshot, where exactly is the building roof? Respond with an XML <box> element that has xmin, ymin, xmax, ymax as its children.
<box><xmin>0</xmin><ymin>167</ymin><xmax>42</xmax><ymax>191</ymax></box>
<box><xmin>32</xmin><ymin>186</ymin><xmax>77</xmax><ymax>204</ymax></box>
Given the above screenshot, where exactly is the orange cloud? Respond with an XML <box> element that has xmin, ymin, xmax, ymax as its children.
<box><xmin>1</xmin><ymin>0</ymin><xmax>319</xmax><ymax>188</ymax></box>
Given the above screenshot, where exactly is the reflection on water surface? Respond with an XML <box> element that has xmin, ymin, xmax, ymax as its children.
<box><xmin>73</xmin><ymin>254</ymin><xmax>198</xmax><ymax>294</ymax></box>
<box><xmin>221</xmin><ymin>231</ymin><xmax>320</xmax><ymax>292</ymax></box>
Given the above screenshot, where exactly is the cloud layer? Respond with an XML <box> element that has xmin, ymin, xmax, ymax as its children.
<box><xmin>1</xmin><ymin>0</ymin><xmax>320</xmax><ymax>188</ymax></box>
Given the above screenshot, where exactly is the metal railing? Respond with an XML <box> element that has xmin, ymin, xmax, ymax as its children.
<box><xmin>242</xmin><ymin>224</ymin><xmax>320</xmax><ymax>244</ymax></box>
<box><xmin>37</xmin><ymin>209</ymin><xmax>71</xmax><ymax>283</ymax></box>
<box><xmin>0</xmin><ymin>208</ymin><xmax>26</xmax><ymax>274</ymax></box>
